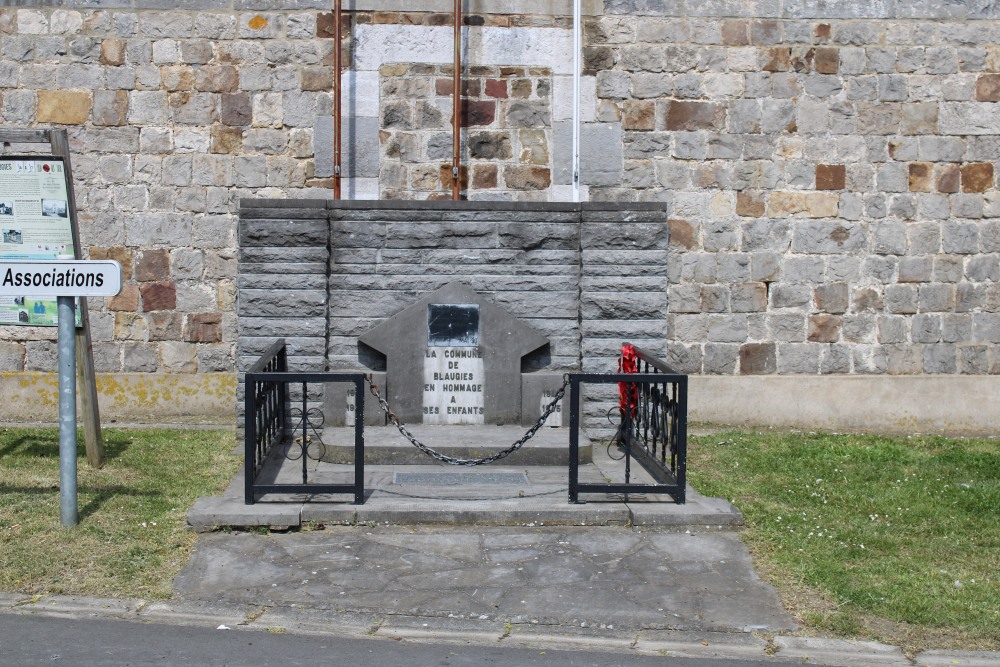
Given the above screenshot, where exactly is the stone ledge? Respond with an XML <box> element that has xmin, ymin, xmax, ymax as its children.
<box><xmin>691</xmin><ymin>375</ymin><xmax>1000</xmax><ymax>436</ymax></box>
<box><xmin>0</xmin><ymin>372</ymin><xmax>236</xmax><ymax>422</ymax></box>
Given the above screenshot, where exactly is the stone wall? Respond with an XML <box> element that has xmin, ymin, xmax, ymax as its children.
<box><xmin>378</xmin><ymin>63</ymin><xmax>555</xmax><ymax>200</ymax></box>
<box><xmin>238</xmin><ymin>200</ymin><xmax>668</xmax><ymax>370</ymax></box>
<box><xmin>237</xmin><ymin>200</ymin><xmax>668</xmax><ymax>428</ymax></box>
<box><xmin>588</xmin><ymin>2</ymin><xmax>1000</xmax><ymax>378</ymax></box>
<box><xmin>2</xmin><ymin>1</ymin><xmax>999</xmax><ymax>427</ymax></box>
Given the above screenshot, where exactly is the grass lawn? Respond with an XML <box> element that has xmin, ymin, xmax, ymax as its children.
<box><xmin>0</xmin><ymin>426</ymin><xmax>238</xmax><ymax>600</ymax></box>
<box><xmin>688</xmin><ymin>431</ymin><xmax>1000</xmax><ymax>652</ymax></box>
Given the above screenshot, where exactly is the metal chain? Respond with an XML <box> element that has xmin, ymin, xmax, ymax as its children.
<box><xmin>364</xmin><ymin>374</ymin><xmax>571</xmax><ymax>466</ymax></box>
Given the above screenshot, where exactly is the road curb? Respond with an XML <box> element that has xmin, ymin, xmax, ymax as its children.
<box><xmin>2</xmin><ymin>593</ymin><xmax>997</xmax><ymax>666</ymax></box>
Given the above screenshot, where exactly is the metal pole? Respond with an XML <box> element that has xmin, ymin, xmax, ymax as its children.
<box><xmin>334</xmin><ymin>0</ymin><xmax>342</xmax><ymax>200</ymax></box>
<box><xmin>58</xmin><ymin>295</ymin><xmax>78</xmax><ymax>527</ymax></box>
<box><xmin>452</xmin><ymin>0</ymin><xmax>462</xmax><ymax>200</ymax></box>
<box><xmin>572</xmin><ymin>0</ymin><xmax>581</xmax><ymax>202</ymax></box>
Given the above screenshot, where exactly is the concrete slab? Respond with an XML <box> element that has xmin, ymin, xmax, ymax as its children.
<box><xmin>0</xmin><ymin>592</ymin><xmax>29</xmax><ymax>608</ymax></box>
<box><xmin>190</xmin><ymin>423</ymin><xmax>741</xmax><ymax>530</ymax></box>
<box><xmin>173</xmin><ymin>526</ymin><xmax>797</xmax><ymax>634</ymax></box>
<box><xmin>245</xmin><ymin>607</ymin><xmax>383</xmax><ymax>637</ymax></box>
<box><xmin>187</xmin><ymin>495</ymin><xmax>302</xmax><ymax>531</ymax></box>
<box><xmin>502</xmin><ymin>623</ymin><xmax>638</xmax><ymax>651</ymax></box>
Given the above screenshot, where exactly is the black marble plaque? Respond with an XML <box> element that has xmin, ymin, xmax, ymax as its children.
<box><xmin>427</xmin><ymin>303</ymin><xmax>480</xmax><ymax>347</ymax></box>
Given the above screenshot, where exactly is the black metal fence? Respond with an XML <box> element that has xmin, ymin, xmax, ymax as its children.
<box><xmin>244</xmin><ymin>339</ymin><xmax>366</xmax><ymax>505</ymax></box>
<box><xmin>569</xmin><ymin>345</ymin><xmax>687</xmax><ymax>504</ymax></box>
<box><xmin>245</xmin><ymin>341</ymin><xmax>687</xmax><ymax>506</ymax></box>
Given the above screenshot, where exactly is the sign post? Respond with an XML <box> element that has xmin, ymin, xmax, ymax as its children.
<box><xmin>58</xmin><ymin>294</ymin><xmax>77</xmax><ymax>526</ymax></box>
<box><xmin>0</xmin><ymin>258</ymin><xmax>121</xmax><ymax>526</ymax></box>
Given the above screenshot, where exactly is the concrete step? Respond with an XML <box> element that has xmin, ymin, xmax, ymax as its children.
<box><xmin>317</xmin><ymin>425</ymin><xmax>591</xmax><ymax>465</ymax></box>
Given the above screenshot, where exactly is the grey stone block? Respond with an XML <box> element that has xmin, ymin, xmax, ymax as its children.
<box><xmin>912</xmin><ymin>314</ymin><xmax>942</xmax><ymax>343</ymax></box>
<box><xmin>923</xmin><ymin>343</ymin><xmax>957</xmax><ymax>374</ymax></box>
<box><xmin>777</xmin><ymin>343</ymin><xmax>820</xmax><ymax>374</ymax></box>
<box><xmin>943</xmin><ymin>221</ymin><xmax>980</xmax><ymax>253</ymax></box>
<box><xmin>942</xmin><ymin>314</ymin><xmax>973</xmax><ymax>343</ymax></box>
<box><xmin>973</xmin><ymin>313</ymin><xmax>1000</xmax><ymax>343</ymax></box>
<box><xmin>321</xmin><ymin>372</ymin><xmax>385</xmax><ymax>427</ymax></box>
<box><xmin>553</xmin><ymin>121</ymin><xmax>624</xmax><ymax>187</ymax></box>
<box><xmin>706</xmin><ymin>314</ymin><xmax>748</xmax><ymax>343</ymax></box>
<box><xmin>884</xmin><ymin>284</ymin><xmax>918</xmax><ymax>314</ymax></box>
<box><xmin>819</xmin><ymin>344</ymin><xmax>851</xmax><ymax>374</ymax></box>
<box><xmin>965</xmin><ymin>255</ymin><xmax>1000</xmax><ymax>282</ymax></box>
<box><xmin>237</xmin><ymin>289</ymin><xmax>327</xmax><ymax>318</ymax></box>
<box><xmin>239</xmin><ymin>218</ymin><xmax>328</xmax><ymax>248</ymax></box>
<box><xmin>767</xmin><ymin>313</ymin><xmax>806</xmax><ymax>342</ymax></box>
<box><xmin>703</xmin><ymin>343</ymin><xmax>739</xmax><ymax>374</ymax></box>
<box><xmin>314</xmin><ymin>115</ymin><xmax>379</xmax><ymax>179</ymax></box>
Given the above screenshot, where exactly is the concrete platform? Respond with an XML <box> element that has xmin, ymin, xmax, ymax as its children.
<box><xmin>188</xmin><ymin>425</ymin><xmax>741</xmax><ymax>531</ymax></box>
<box><xmin>318</xmin><ymin>425</ymin><xmax>592</xmax><ymax>465</ymax></box>
<box><xmin>174</xmin><ymin>525</ymin><xmax>795</xmax><ymax>634</ymax></box>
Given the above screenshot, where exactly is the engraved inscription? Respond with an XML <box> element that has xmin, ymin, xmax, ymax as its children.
<box><xmin>345</xmin><ymin>387</ymin><xmax>357</xmax><ymax>426</ymax></box>
<box><xmin>540</xmin><ymin>390</ymin><xmax>563</xmax><ymax>427</ymax></box>
<box><xmin>422</xmin><ymin>347</ymin><xmax>485</xmax><ymax>425</ymax></box>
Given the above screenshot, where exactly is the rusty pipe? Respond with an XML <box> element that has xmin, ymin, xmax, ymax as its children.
<box><xmin>334</xmin><ymin>0</ymin><xmax>342</xmax><ymax>199</ymax></box>
<box><xmin>452</xmin><ymin>0</ymin><xmax>462</xmax><ymax>200</ymax></box>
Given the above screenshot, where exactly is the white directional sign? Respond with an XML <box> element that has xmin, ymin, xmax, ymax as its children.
<box><xmin>0</xmin><ymin>259</ymin><xmax>122</xmax><ymax>297</ymax></box>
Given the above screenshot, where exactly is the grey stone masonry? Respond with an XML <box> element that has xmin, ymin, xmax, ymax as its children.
<box><xmin>238</xmin><ymin>199</ymin><xmax>329</xmax><ymax>375</ymax></box>
<box><xmin>5</xmin><ymin>1</ymin><xmax>1000</xmax><ymax>390</ymax></box>
<box><xmin>237</xmin><ymin>199</ymin><xmax>668</xmax><ymax>431</ymax></box>
<box><xmin>588</xmin><ymin>9</ymin><xmax>1000</xmax><ymax>377</ymax></box>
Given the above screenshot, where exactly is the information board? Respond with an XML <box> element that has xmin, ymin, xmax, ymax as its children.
<box><xmin>0</xmin><ymin>156</ymin><xmax>76</xmax><ymax>326</ymax></box>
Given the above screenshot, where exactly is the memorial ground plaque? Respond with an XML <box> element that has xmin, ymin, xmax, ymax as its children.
<box><xmin>359</xmin><ymin>282</ymin><xmax>549</xmax><ymax>425</ymax></box>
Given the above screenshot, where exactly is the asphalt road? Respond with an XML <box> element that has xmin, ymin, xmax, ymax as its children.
<box><xmin>0</xmin><ymin>614</ymin><xmax>799</xmax><ymax>667</ymax></box>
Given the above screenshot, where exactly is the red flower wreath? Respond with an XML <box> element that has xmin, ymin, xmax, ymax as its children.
<box><xmin>618</xmin><ymin>343</ymin><xmax>638</xmax><ymax>419</ymax></box>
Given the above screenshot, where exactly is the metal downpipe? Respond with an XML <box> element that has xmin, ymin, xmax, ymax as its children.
<box><xmin>573</xmin><ymin>0</ymin><xmax>581</xmax><ymax>203</ymax></box>
<box><xmin>452</xmin><ymin>0</ymin><xmax>462</xmax><ymax>200</ymax></box>
<box><xmin>333</xmin><ymin>0</ymin><xmax>342</xmax><ymax>199</ymax></box>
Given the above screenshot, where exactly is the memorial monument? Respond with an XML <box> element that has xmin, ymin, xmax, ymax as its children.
<box><xmin>320</xmin><ymin>282</ymin><xmax>578</xmax><ymax>464</ymax></box>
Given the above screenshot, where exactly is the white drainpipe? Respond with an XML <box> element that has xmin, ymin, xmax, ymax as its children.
<box><xmin>572</xmin><ymin>0</ymin><xmax>581</xmax><ymax>203</ymax></box>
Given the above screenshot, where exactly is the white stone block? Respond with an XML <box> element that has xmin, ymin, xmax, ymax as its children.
<box><xmin>940</xmin><ymin>102</ymin><xmax>1000</xmax><ymax>135</ymax></box>
<box><xmin>17</xmin><ymin>10</ymin><xmax>48</xmax><ymax>35</ymax></box>
<box><xmin>549</xmin><ymin>184</ymin><xmax>589</xmax><ymax>203</ymax></box>
<box><xmin>342</xmin><ymin>71</ymin><xmax>379</xmax><ymax>118</ymax></box>
<box><xmin>354</xmin><ymin>24</ymin><xmax>576</xmax><ymax>74</ymax></box>
<box><xmin>469</xmin><ymin>27</ymin><xmax>574</xmax><ymax>75</ymax></box>
<box><xmin>50</xmin><ymin>10</ymin><xmax>83</xmax><ymax>35</ymax></box>
<box><xmin>347</xmin><ymin>178</ymin><xmax>380</xmax><ymax>200</ymax></box>
<box><xmin>174</xmin><ymin>128</ymin><xmax>210</xmax><ymax>154</ymax></box>
<box><xmin>552</xmin><ymin>75</ymin><xmax>596</xmax><ymax>122</ymax></box>
<box><xmin>353</xmin><ymin>25</ymin><xmax>453</xmax><ymax>70</ymax></box>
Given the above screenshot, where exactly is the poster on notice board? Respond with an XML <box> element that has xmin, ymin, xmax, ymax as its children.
<box><xmin>0</xmin><ymin>156</ymin><xmax>78</xmax><ymax>326</ymax></box>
